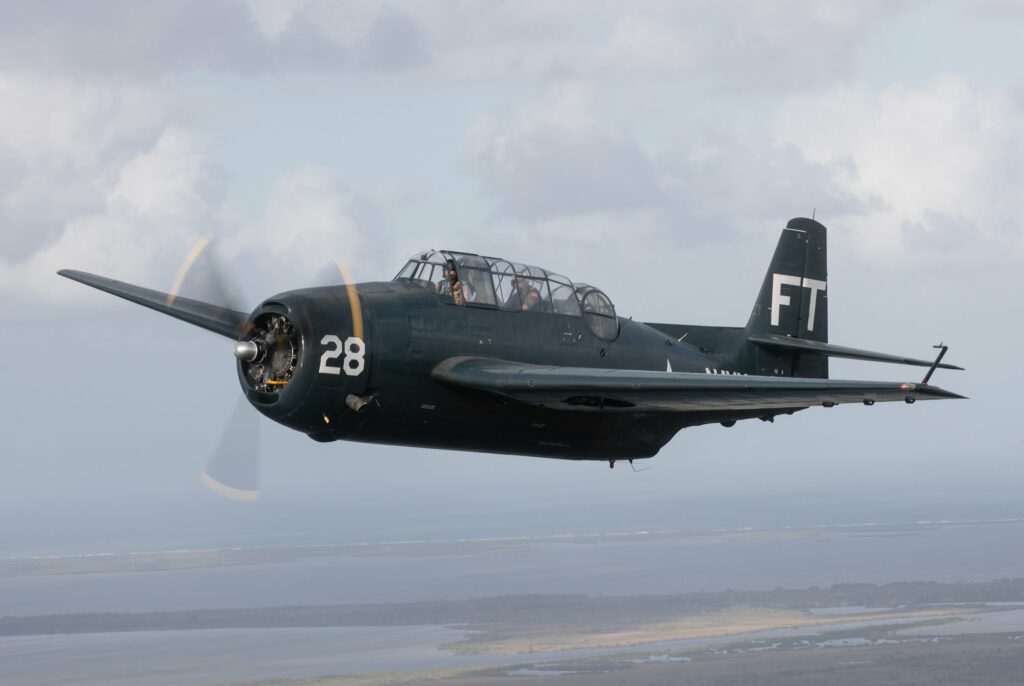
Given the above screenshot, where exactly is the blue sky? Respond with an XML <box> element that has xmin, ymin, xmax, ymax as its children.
<box><xmin>1</xmin><ymin>1</ymin><xmax>1021</xmax><ymax>553</ymax></box>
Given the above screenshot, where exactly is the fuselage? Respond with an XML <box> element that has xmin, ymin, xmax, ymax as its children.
<box><xmin>240</xmin><ymin>281</ymin><xmax>761</xmax><ymax>460</ymax></box>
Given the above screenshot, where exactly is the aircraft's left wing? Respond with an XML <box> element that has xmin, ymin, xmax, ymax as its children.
<box><xmin>431</xmin><ymin>356</ymin><xmax>965</xmax><ymax>412</ymax></box>
<box><xmin>58</xmin><ymin>269</ymin><xmax>249</xmax><ymax>339</ymax></box>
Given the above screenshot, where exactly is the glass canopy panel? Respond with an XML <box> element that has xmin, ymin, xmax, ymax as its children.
<box><xmin>395</xmin><ymin>251</ymin><xmax>450</xmax><ymax>294</ymax></box>
<box><xmin>521</xmin><ymin>265</ymin><xmax>552</xmax><ymax>312</ymax></box>
<box><xmin>454</xmin><ymin>255</ymin><xmax>497</xmax><ymax>306</ymax></box>
<box><xmin>395</xmin><ymin>251</ymin><xmax>614</xmax><ymax>316</ymax></box>
<box><xmin>581</xmin><ymin>288</ymin><xmax>618</xmax><ymax>340</ymax></box>
<box><xmin>396</xmin><ymin>261</ymin><xmax>418</xmax><ymax>279</ymax></box>
<box><xmin>490</xmin><ymin>260</ymin><xmax>522</xmax><ymax>310</ymax></box>
<box><xmin>547</xmin><ymin>273</ymin><xmax>580</xmax><ymax>316</ymax></box>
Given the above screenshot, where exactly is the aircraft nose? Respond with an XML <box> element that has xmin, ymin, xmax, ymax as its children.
<box><xmin>237</xmin><ymin>311</ymin><xmax>301</xmax><ymax>394</ymax></box>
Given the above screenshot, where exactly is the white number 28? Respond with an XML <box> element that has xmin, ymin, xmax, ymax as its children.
<box><xmin>319</xmin><ymin>335</ymin><xmax>366</xmax><ymax>376</ymax></box>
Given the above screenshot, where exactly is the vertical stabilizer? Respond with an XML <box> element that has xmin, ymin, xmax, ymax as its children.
<box><xmin>743</xmin><ymin>217</ymin><xmax>829</xmax><ymax>377</ymax></box>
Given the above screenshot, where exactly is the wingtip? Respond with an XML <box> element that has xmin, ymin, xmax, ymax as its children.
<box><xmin>57</xmin><ymin>268</ymin><xmax>90</xmax><ymax>283</ymax></box>
<box><xmin>920</xmin><ymin>385</ymin><xmax>968</xmax><ymax>400</ymax></box>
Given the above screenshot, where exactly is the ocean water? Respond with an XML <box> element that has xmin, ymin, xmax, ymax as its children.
<box><xmin>6</xmin><ymin>605</ymin><xmax>1024</xmax><ymax>686</ymax></box>
<box><xmin>4</xmin><ymin>520</ymin><xmax>1024</xmax><ymax>685</ymax></box>
<box><xmin>2</xmin><ymin>520</ymin><xmax>1023</xmax><ymax>617</ymax></box>
<box><xmin>0</xmin><ymin>626</ymin><xmax>469</xmax><ymax>686</ymax></box>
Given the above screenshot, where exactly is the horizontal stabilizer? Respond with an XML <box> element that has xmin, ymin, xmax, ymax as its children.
<box><xmin>58</xmin><ymin>269</ymin><xmax>249</xmax><ymax>340</ymax></box>
<box><xmin>748</xmin><ymin>333</ymin><xmax>963</xmax><ymax>370</ymax></box>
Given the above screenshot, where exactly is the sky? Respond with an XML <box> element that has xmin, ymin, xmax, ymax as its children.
<box><xmin>1</xmin><ymin>1</ymin><xmax>1022</xmax><ymax>555</ymax></box>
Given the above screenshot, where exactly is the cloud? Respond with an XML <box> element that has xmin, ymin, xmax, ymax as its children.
<box><xmin>244</xmin><ymin>0</ymin><xmax>311</xmax><ymax>40</ymax></box>
<box><xmin>466</xmin><ymin>83</ymin><xmax>861</xmax><ymax>241</ymax></box>
<box><xmin>772</xmin><ymin>76</ymin><xmax>1024</xmax><ymax>264</ymax></box>
<box><xmin>975</xmin><ymin>0</ymin><xmax>1024</xmax><ymax>17</ymax></box>
<box><xmin>600</xmin><ymin>14</ymin><xmax>700</xmax><ymax>75</ymax></box>
<box><xmin>0</xmin><ymin>65</ymin><xmax>387</xmax><ymax>305</ymax></box>
<box><xmin>0</xmin><ymin>73</ymin><xmax>164</xmax><ymax>261</ymax></box>
<box><xmin>5</xmin><ymin>128</ymin><xmax>220</xmax><ymax>300</ymax></box>
<box><xmin>0</xmin><ymin>2</ymin><xmax>902</xmax><ymax>88</ymax></box>
<box><xmin>468</xmin><ymin>74</ymin><xmax>1024</xmax><ymax>268</ymax></box>
<box><xmin>0</xmin><ymin>1</ymin><xmax>426</xmax><ymax>79</ymax></box>
<box><xmin>2</xmin><ymin>146</ymin><xmax>386</xmax><ymax>304</ymax></box>
<box><xmin>423</xmin><ymin>1</ymin><xmax>905</xmax><ymax>89</ymax></box>
<box><xmin>227</xmin><ymin>167</ymin><xmax>384</xmax><ymax>295</ymax></box>
<box><xmin>695</xmin><ymin>1</ymin><xmax>908</xmax><ymax>91</ymax></box>
<box><xmin>467</xmin><ymin>85</ymin><xmax>662</xmax><ymax>221</ymax></box>
<box><xmin>351</xmin><ymin>5</ymin><xmax>429</xmax><ymax>71</ymax></box>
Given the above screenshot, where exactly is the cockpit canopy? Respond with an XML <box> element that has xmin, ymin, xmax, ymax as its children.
<box><xmin>394</xmin><ymin>250</ymin><xmax>619</xmax><ymax>339</ymax></box>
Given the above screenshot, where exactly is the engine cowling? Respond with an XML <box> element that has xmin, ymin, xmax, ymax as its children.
<box><xmin>234</xmin><ymin>288</ymin><xmax>370</xmax><ymax>438</ymax></box>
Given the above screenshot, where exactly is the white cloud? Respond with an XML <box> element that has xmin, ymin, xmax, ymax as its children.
<box><xmin>4</xmin><ymin>129</ymin><xmax>219</xmax><ymax>300</ymax></box>
<box><xmin>0</xmin><ymin>73</ymin><xmax>163</xmax><ymax>260</ymax></box>
<box><xmin>773</xmin><ymin>76</ymin><xmax>1024</xmax><ymax>264</ymax></box>
<box><xmin>468</xmin><ymin>74</ymin><xmax>1024</xmax><ymax>268</ymax></box>
<box><xmin>225</xmin><ymin>167</ymin><xmax>385</xmax><ymax>295</ymax></box>
<box><xmin>0</xmin><ymin>67</ymin><xmax>386</xmax><ymax>305</ymax></box>
<box><xmin>697</xmin><ymin>1</ymin><xmax>904</xmax><ymax>90</ymax></box>
<box><xmin>0</xmin><ymin>2</ymin><xmax>906</xmax><ymax>88</ymax></box>
<box><xmin>466</xmin><ymin>83</ymin><xmax>860</xmax><ymax>238</ymax></box>
<box><xmin>467</xmin><ymin>86</ymin><xmax>662</xmax><ymax>222</ymax></box>
<box><xmin>244</xmin><ymin>0</ymin><xmax>310</xmax><ymax>40</ymax></box>
<box><xmin>236</xmin><ymin>168</ymin><xmax>360</xmax><ymax>263</ymax></box>
<box><xmin>601</xmin><ymin>14</ymin><xmax>699</xmax><ymax>75</ymax></box>
<box><xmin>415</xmin><ymin>0</ymin><xmax>906</xmax><ymax>88</ymax></box>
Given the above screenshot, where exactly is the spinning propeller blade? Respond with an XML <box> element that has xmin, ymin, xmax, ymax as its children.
<box><xmin>62</xmin><ymin>240</ymin><xmax>365</xmax><ymax>502</ymax></box>
<box><xmin>169</xmin><ymin>236</ymin><xmax>263</xmax><ymax>501</ymax></box>
<box><xmin>201</xmin><ymin>395</ymin><xmax>260</xmax><ymax>502</ymax></box>
<box><xmin>167</xmin><ymin>234</ymin><xmax>246</xmax><ymax>315</ymax></box>
<box><xmin>334</xmin><ymin>258</ymin><xmax>364</xmax><ymax>340</ymax></box>
<box><xmin>309</xmin><ymin>257</ymin><xmax>364</xmax><ymax>339</ymax></box>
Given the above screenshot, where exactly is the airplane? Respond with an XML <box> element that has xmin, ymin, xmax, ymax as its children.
<box><xmin>59</xmin><ymin>217</ymin><xmax>964</xmax><ymax>499</ymax></box>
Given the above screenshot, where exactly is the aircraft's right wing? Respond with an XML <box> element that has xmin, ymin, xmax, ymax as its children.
<box><xmin>432</xmin><ymin>356</ymin><xmax>966</xmax><ymax>412</ymax></box>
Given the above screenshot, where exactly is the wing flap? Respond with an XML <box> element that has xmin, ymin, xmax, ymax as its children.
<box><xmin>58</xmin><ymin>269</ymin><xmax>249</xmax><ymax>339</ymax></box>
<box><xmin>432</xmin><ymin>356</ymin><xmax>965</xmax><ymax>412</ymax></box>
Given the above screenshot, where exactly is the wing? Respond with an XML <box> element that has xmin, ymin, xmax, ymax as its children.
<box><xmin>58</xmin><ymin>269</ymin><xmax>249</xmax><ymax>339</ymax></box>
<box><xmin>432</xmin><ymin>356</ymin><xmax>965</xmax><ymax>412</ymax></box>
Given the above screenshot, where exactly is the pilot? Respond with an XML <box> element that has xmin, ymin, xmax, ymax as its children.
<box><xmin>439</xmin><ymin>259</ymin><xmax>465</xmax><ymax>305</ymax></box>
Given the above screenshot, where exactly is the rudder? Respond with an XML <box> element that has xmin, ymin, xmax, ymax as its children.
<box><xmin>743</xmin><ymin>217</ymin><xmax>829</xmax><ymax>377</ymax></box>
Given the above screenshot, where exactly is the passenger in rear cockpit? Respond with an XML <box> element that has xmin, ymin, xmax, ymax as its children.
<box><xmin>508</xmin><ymin>275</ymin><xmax>541</xmax><ymax>311</ymax></box>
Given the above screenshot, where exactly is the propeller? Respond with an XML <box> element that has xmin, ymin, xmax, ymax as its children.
<box><xmin>168</xmin><ymin>235</ymin><xmax>362</xmax><ymax>501</ymax></box>
<box><xmin>201</xmin><ymin>395</ymin><xmax>260</xmax><ymax>501</ymax></box>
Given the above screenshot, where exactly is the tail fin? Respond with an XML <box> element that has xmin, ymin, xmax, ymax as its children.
<box><xmin>650</xmin><ymin>217</ymin><xmax>962</xmax><ymax>379</ymax></box>
<box><xmin>743</xmin><ymin>217</ymin><xmax>829</xmax><ymax>378</ymax></box>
